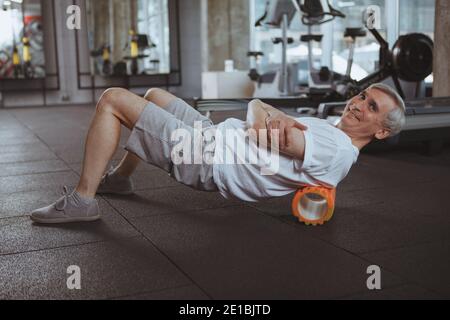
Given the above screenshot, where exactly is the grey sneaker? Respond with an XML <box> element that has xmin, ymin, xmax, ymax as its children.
<box><xmin>30</xmin><ymin>186</ymin><xmax>100</xmax><ymax>224</ymax></box>
<box><xmin>97</xmin><ymin>168</ymin><xmax>134</xmax><ymax>195</ymax></box>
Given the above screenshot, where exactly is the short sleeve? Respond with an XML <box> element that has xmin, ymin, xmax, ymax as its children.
<box><xmin>316</xmin><ymin>149</ymin><xmax>355</xmax><ymax>187</ymax></box>
<box><xmin>294</xmin><ymin>123</ymin><xmax>339</xmax><ymax>177</ymax></box>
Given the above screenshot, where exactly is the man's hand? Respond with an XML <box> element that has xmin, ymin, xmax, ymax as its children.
<box><xmin>265</xmin><ymin>113</ymin><xmax>308</xmax><ymax>149</ymax></box>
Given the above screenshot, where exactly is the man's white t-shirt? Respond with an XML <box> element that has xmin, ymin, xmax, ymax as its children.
<box><xmin>212</xmin><ymin>117</ymin><xmax>360</xmax><ymax>202</ymax></box>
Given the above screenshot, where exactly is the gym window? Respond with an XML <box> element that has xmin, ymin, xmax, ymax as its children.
<box><xmin>249</xmin><ymin>0</ymin><xmax>435</xmax><ymax>85</ymax></box>
<box><xmin>137</xmin><ymin>0</ymin><xmax>171</xmax><ymax>74</ymax></box>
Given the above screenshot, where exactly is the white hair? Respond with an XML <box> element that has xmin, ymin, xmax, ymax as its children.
<box><xmin>368</xmin><ymin>83</ymin><xmax>406</xmax><ymax>137</ymax></box>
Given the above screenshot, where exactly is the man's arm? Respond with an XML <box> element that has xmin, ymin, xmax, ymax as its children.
<box><xmin>246</xmin><ymin>99</ymin><xmax>283</xmax><ymax>131</ymax></box>
<box><xmin>276</xmin><ymin>127</ymin><xmax>307</xmax><ymax>160</ymax></box>
<box><xmin>246</xmin><ymin>99</ymin><xmax>308</xmax><ymax>160</ymax></box>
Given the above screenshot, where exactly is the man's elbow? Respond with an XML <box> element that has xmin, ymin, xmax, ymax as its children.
<box><xmin>247</xmin><ymin>100</ymin><xmax>263</xmax><ymax>128</ymax></box>
<box><xmin>284</xmin><ymin>129</ymin><xmax>306</xmax><ymax>161</ymax></box>
<box><xmin>249</xmin><ymin>99</ymin><xmax>262</xmax><ymax>105</ymax></box>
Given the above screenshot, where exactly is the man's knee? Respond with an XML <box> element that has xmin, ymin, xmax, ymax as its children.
<box><xmin>144</xmin><ymin>88</ymin><xmax>165</xmax><ymax>101</ymax></box>
<box><xmin>97</xmin><ymin>87</ymin><xmax>127</xmax><ymax>113</ymax></box>
<box><xmin>144</xmin><ymin>88</ymin><xmax>176</xmax><ymax>107</ymax></box>
<box><xmin>96</xmin><ymin>87</ymin><xmax>148</xmax><ymax>129</ymax></box>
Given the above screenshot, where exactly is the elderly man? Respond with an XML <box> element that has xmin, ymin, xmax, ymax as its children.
<box><xmin>31</xmin><ymin>83</ymin><xmax>405</xmax><ymax>224</ymax></box>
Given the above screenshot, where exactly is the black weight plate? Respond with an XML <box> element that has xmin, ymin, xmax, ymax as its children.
<box><xmin>392</xmin><ymin>33</ymin><xmax>433</xmax><ymax>82</ymax></box>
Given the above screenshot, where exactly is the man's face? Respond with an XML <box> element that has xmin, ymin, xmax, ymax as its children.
<box><xmin>340</xmin><ymin>88</ymin><xmax>396</xmax><ymax>140</ymax></box>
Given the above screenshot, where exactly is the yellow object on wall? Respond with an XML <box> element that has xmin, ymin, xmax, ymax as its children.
<box><xmin>129</xmin><ymin>30</ymin><xmax>138</xmax><ymax>58</ymax></box>
<box><xmin>13</xmin><ymin>50</ymin><xmax>20</xmax><ymax>66</ymax></box>
<box><xmin>102</xmin><ymin>47</ymin><xmax>110</xmax><ymax>61</ymax></box>
<box><xmin>23</xmin><ymin>37</ymin><xmax>31</xmax><ymax>63</ymax></box>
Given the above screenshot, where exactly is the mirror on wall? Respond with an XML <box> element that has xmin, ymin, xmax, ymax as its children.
<box><xmin>0</xmin><ymin>0</ymin><xmax>45</xmax><ymax>80</ymax></box>
<box><xmin>86</xmin><ymin>0</ymin><xmax>170</xmax><ymax>77</ymax></box>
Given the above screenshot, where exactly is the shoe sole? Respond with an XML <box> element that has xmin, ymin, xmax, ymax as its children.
<box><xmin>30</xmin><ymin>215</ymin><xmax>101</xmax><ymax>224</ymax></box>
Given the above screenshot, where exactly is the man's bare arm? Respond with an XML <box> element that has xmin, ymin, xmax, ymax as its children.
<box><xmin>274</xmin><ymin>127</ymin><xmax>306</xmax><ymax>160</ymax></box>
<box><xmin>246</xmin><ymin>99</ymin><xmax>307</xmax><ymax>160</ymax></box>
<box><xmin>246</xmin><ymin>99</ymin><xmax>283</xmax><ymax>131</ymax></box>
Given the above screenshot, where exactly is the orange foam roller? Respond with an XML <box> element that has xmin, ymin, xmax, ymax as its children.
<box><xmin>291</xmin><ymin>186</ymin><xmax>336</xmax><ymax>226</ymax></box>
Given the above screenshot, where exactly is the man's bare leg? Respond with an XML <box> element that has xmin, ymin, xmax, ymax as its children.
<box><xmin>75</xmin><ymin>88</ymin><xmax>149</xmax><ymax>199</ymax></box>
<box><xmin>112</xmin><ymin>88</ymin><xmax>178</xmax><ymax>178</ymax></box>
<box><xmin>113</xmin><ymin>152</ymin><xmax>141</xmax><ymax>177</ymax></box>
<box><xmin>30</xmin><ymin>88</ymin><xmax>149</xmax><ymax>223</ymax></box>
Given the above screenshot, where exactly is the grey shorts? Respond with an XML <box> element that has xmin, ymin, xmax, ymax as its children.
<box><xmin>125</xmin><ymin>98</ymin><xmax>219</xmax><ymax>192</ymax></box>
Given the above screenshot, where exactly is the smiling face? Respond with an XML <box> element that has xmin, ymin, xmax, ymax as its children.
<box><xmin>340</xmin><ymin>87</ymin><xmax>397</xmax><ymax>141</ymax></box>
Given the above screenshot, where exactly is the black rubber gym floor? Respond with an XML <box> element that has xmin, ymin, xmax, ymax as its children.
<box><xmin>0</xmin><ymin>105</ymin><xmax>449</xmax><ymax>300</ymax></box>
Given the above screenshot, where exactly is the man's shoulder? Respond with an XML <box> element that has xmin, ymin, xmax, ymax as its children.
<box><xmin>295</xmin><ymin>117</ymin><xmax>341</xmax><ymax>135</ymax></box>
<box><xmin>294</xmin><ymin>117</ymin><xmax>328</xmax><ymax>125</ymax></box>
<box><xmin>298</xmin><ymin>118</ymin><xmax>341</xmax><ymax>145</ymax></box>
<box><xmin>300</xmin><ymin>117</ymin><xmax>357</xmax><ymax>166</ymax></box>
<box><xmin>299</xmin><ymin>117</ymin><xmax>354</xmax><ymax>149</ymax></box>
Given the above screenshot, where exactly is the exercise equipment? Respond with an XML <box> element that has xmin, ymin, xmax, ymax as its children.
<box><xmin>300</xmin><ymin>27</ymin><xmax>367</xmax><ymax>92</ymax></box>
<box><xmin>251</xmin><ymin>0</ymin><xmax>299</xmax><ymax>97</ymax></box>
<box><xmin>123</xmin><ymin>31</ymin><xmax>152</xmax><ymax>75</ymax></box>
<box><xmin>251</xmin><ymin>0</ymin><xmax>345</xmax><ymax>96</ymax></box>
<box><xmin>6</xmin><ymin>1</ymin><xmax>23</xmax><ymax>79</ymax></box>
<box><xmin>339</xmin><ymin>24</ymin><xmax>433</xmax><ymax>99</ymax></box>
<box><xmin>0</xmin><ymin>1</ymin><xmax>45</xmax><ymax>79</ymax></box>
<box><xmin>22</xmin><ymin>36</ymin><xmax>33</xmax><ymax>78</ymax></box>
<box><xmin>22</xmin><ymin>15</ymin><xmax>45</xmax><ymax>78</ymax></box>
<box><xmin>247</xmin><ymin>51</ymin><xmax>265</xmax><ymax>82</ymax></box>
<box><xmin>251</xmin><ymin>0</ymin><xmax>364</xmax><ymax>97</ymax></box>
<box><xmin>294</xmin><ymin>2</ymin><xmax>432</xmax><ymax>98</ymax></box>
<box><xmin>343</xmin><ymin>28</ymin><xmax>367</xmax><ymax>79</ymax></box>
<box><xmin>0</xmin><ymin>50</ymin><xmax>12</xmax><ymax>78</ymax></box>
<box><xmin>23</xmin><ymin>18</ymin><xmax>44</xmax><ymax>52</ymax></box>
<box><xmin>250</xmin><ymin>0</ymin><xmax>433</xmax><ymax>103</ymax></box>
<box><xmin>90</xmin><ymin>45</ymin><xmax>112</xmax><ymax>75</ymax></box>
<box><xmin>127</xmin><ymin>30</ymin><xmax>140</xmax><ymax>75</ymax></box>
<box><xmin>292</xmin><ymin>186</ymin><xmax>336</xmax><ymax>226</ymax></box>
<box><xmin>298</xmin><ymin>0</ymin><xmax>345</xmax><ymax>26</ymax></box>
<box><xmin>113</xmin><ymin>61</ymin><xmax>127</xmax><ymax>76</ymax></box>
<box><xmin>102</xmin><ymin>46</ymin><xmax>112</xmax><ymax>75</ymax></box>
<box><xmin>148</xmin><ymin>59</ymin><xmax>161</xmax><ymax>73</ymax></box>
<box><xmin>12</xmin><ymin>44</ymin><xmax>21</xmax><ymax>78</ymax></box>
<box><xmin>298</xmin><ymin>0</ymin><xmax>346</xmax><ymax>91</ymax></box>
<box><xmin>392</xmin><ymin>34</ymin><xmax>434</xmax><ymax>83</ymax></box>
